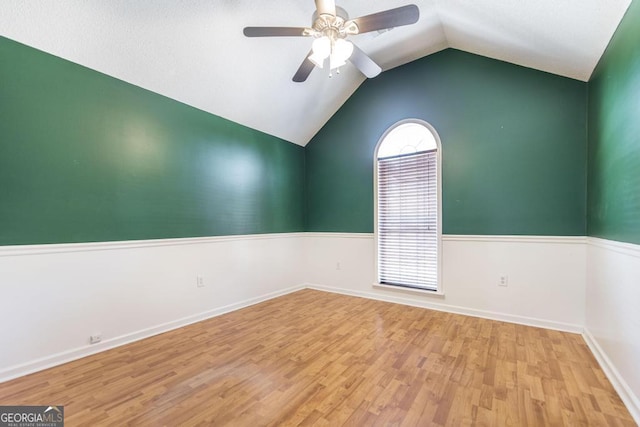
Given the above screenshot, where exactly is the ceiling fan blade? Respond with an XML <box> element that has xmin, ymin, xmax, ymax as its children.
<box><xmin>243</xmin><ymin>27</ymin><xmax>309</xmax><ymax>37</ymax></box>
<box><xmin>293</xmin><ymin>52</ymin><xmax>316</xmax><ymax>82</ymax></box>
<box><xmin>348</xmin><ymin>4</ymin><xmax>419</xmax><ymax>34</ymax></box>
<box><xmin>315</xmin><ymin>0</ymin><xmax>336</xmax><ymax>16</ymax></box>
<box><xmin>349</xmin><ymin>44</ymin><xmax>382</xmax><ymax>78</ymax></box>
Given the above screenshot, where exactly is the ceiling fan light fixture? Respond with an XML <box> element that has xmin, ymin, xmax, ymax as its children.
<box><xmin>329</xmin><ymin>38</ymin><xmax>353</xmax><ymax>69</ymax></box>
<box><xmin>309</xmin><ymin>36</ymin><xmax>331</xmax><ymax>68</ymax></box>
<box><xmin>309</xmin><ymin>53</ymin><xmax>326</xmax><ymax>68</ymax></box>
<box><xmin>312</xmin><ymin>36</ymin><xmax>331</xmax><ymax>57</ymax></box>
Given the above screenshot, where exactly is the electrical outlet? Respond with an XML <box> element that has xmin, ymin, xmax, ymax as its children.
<box><xmin>499</xmin><ymin>275</ymin><xmax>509</xmax><ymax>287</ymax></box>
<box><xmin>90</xmin><ymin>334</ymin><xmax>102</xmax><ymax>344</ymax></box>
<box><xmin>196</xmin><ymin>275</ymin><xmax>205</xmax><ymax>288</ymax></box>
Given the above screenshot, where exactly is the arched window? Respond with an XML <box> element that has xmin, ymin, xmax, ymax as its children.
<box><xmin>375</xmin><ymin>120</ymin><xmax>441</xmax><ymax>292</ymax></box>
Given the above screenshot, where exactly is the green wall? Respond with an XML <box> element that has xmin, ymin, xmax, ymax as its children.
<box><xmin>587</xmin><ymin>1</ymin><xmax>640</xmax><ymax>245</ymax></box>
<box><xmin>305</xmin><ymin>49</ymin><xmax>588</xmax><ymax>235</ymax></box>
<box><xmin>2</xmin><ymin>33</ymin><xmax>610</xmax><ymax>244</ymax></box>
<box><xmin>0</xmin><ymin>37</ymin><xmax>305</xmax><ymax>245</ymax></box>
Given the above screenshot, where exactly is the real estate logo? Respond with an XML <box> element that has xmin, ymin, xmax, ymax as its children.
<box><xmin>0</xmin><ymin>406</ymin><xmax>64</xmax><ymax>427</ymax></box>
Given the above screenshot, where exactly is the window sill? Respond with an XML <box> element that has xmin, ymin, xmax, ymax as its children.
<box><xmin>372</xmin><ymin>283</ymin><xmax>445</xmax><ymax>297</ymax></box>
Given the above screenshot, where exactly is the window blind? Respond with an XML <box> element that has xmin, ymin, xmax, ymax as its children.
<box><xmin>377</xmin><ymin>149</ymin><xmax>438</xmax><ymax>291</ymax></box>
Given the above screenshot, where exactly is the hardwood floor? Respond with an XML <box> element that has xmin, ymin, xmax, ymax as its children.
<box><xmin>0</xmin><ymin>289</ymin><xmax>635</xmax><ymax>426</ymax></box>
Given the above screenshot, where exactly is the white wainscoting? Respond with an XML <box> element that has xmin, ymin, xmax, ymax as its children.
<box><xmin>0</xmin><ymin>233</ymin><xmax>306</xmax><ymax>383</ymax></box>
<box><xmin>303</xmin><ymin>233</ymin><xmax>586</xmax><ymax>332</ymax></box>
<box><xmin>585</xmin><ymin>237</ymin><xmax>640</xmax><ymax>423</ymax></box>
<box><xmin>2</xmin><ymin>232</ymin><xmax>638</xmax><ymax>423</ymax></box>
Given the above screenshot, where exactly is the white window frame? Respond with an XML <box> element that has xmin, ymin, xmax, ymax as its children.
<box><xmin>373</xmin><ymin>119</ymin><xmax>443</xmax><ymax>295</ymax></box>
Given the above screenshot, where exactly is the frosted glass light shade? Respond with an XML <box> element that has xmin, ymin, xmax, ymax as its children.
<box><xmin>312</xmin><ymin>37</ymin><xmax>330</xmax><ymax>56</ymax></box>
<box><xmin>309</xmin><ymin>36</ymin><xmax>331</xmax><ymax>68</ymax></box>
<box><xmin>330</xmin><ymin>39</ymin><xmax>353</xmax><ymax>69</ymax></box>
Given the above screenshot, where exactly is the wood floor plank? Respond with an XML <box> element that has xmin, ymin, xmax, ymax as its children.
<box><xmin>0</xmin><ymin>289</ymin><xmax>635</xmax><ymax>426</ymax></box>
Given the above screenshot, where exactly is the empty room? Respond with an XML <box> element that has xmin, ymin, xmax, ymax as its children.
<box><xmin>1</xmin><ymin>0</ymin><xmax>639</xmax><ymax>425</ymax></box>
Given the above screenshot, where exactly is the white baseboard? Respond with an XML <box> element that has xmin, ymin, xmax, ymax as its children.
<box><xmin>0</xmin><ymin>284</ymin><xmax>305</xmax><ymax>384</ymax></box>
<box><xmin>583</xmin><ymin>328</ymin><xmax>640</xmax><ymax>425</ymax></box>
<box><xmin>305</xmin><ymin>283</ymin><xmax>583</xmax><ymax>333</ymax></box>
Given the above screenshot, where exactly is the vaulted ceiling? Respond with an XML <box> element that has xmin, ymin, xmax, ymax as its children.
<box><xmin>0</xmin><ymin>0</ymin><xmax>631</xmax><ymax>146</ymax></box>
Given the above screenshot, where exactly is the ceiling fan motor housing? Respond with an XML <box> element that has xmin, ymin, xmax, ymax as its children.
<box><xmin>311</xmin><ymin>6</ymin><xmax>359</xmax><ymax>39</ymax></box>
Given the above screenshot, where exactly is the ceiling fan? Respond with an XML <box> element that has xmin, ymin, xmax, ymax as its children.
<box><xmin>243</xmin><ymin>0</ymin><xmax>420</xmax><ymax>82</ymax></box>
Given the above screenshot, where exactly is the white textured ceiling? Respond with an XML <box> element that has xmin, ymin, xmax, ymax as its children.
<box><xmin>0</xmin><ymin>0</ymin><xmax>631</xmax><ymax>146</ymax></box>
